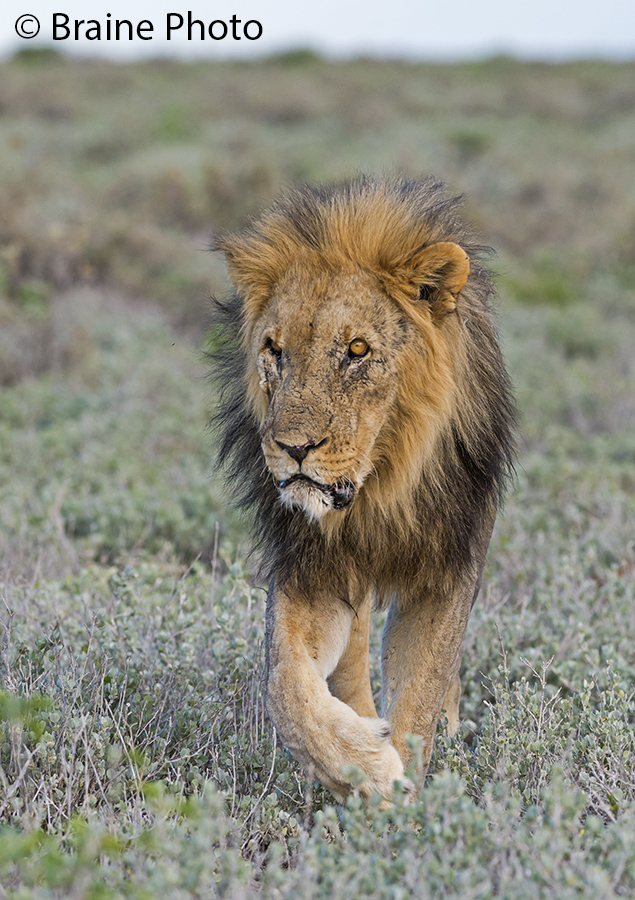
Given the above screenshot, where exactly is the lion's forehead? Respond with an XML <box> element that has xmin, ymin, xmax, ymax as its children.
<box><xmin>258</xmin><ymin>268</ymin><xmax>408</xmax><ymax>353</ymax></box>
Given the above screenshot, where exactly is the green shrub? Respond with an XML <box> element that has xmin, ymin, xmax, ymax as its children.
<box><xmin>507</xmin><ymin>258</ymin><xmax>579</xmax><ymax>307</ymax></box>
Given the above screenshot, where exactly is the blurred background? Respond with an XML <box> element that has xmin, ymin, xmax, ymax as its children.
<box><xmin>0</xmin><ymin>5</ymin><xmax>635</xmax><ymax>893</ymax></box>
<box><xmin>2</xmin><ymin>0</ymin><xmax>635</xmax><ymax>60</ymax></box>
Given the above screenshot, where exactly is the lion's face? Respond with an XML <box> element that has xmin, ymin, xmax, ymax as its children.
<box><xmin>249</xmin><ymin>267</ymin><xmax>411</xmax><ymax>522</ymax></box>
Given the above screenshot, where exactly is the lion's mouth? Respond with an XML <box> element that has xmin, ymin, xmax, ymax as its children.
<box><xmin>277</xmin><ymin>474</ymin><xmax>356</xmax><ymax>511</ymax></box>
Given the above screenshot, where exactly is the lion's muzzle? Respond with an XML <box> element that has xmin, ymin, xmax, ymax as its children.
<box><xmin>277</xmin><ymin>474</ymin><xmax>356</xmax><ymax>515</ymax></box>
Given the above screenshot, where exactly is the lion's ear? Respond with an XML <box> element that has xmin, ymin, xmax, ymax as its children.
<box><xmin>216</xmin><ymin>228</ymin><xmax>301</xmax><ymax>319</ymax></box>
<box><xmin>217</xmin><ymin>237</ymin><xmax>273</xmax><ymax>317</ymax></box>
<box><xmin>407</xmin><ymin>242</ymin><xmax>470</xmax><ymax>317</ymax></box>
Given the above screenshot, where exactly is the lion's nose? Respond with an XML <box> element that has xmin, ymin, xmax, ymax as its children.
<box><xmin>275</xmin><ymin>438</ymin><xmax>326</xmax><ymax>466</ymax></box>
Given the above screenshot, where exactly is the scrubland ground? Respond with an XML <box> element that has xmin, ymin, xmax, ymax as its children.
<box><xmin>0</xmin><ymin>49</ymin><xmax>634</xmax><ymax>898</ymax></box>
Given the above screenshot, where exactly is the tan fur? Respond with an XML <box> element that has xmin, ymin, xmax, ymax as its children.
<box><xmin>266</xmin><ymin>587</ymin><xmax>408</xmax><ymax>803</ymax></box>
<box><xmin>327</xmin><ymin>593</ymin><xmax>377</xmax><ymax>720</ymax></box>
<box><xmin>249</xmin><ymin>262</ymin><xmax>458</xmax><ymax>536</ymax></box>
<box><xmin>213</xmin><ymin>178</ymin><xmax>515</xmax><ymax>803</ymax></box>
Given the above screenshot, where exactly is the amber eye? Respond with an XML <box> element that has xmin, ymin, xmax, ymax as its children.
<box><xmin>348</xmin><ymin>338</ymin><xmax>369</xmax><ymax>358</ymax></box>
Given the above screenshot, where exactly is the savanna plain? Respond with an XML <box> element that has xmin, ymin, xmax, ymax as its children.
<box><xmin>0</xmin><ymin>49</ymin><xmax>634</xmax><ymax>898</ymax></box>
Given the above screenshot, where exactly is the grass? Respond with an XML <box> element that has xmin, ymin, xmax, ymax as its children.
<box><xmin>0</xmin><ymin>50</ymin><xmax>634</xmax><ymax>898</ymax></box>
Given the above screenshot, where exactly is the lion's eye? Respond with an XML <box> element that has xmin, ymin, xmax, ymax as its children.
<box><xmin>348</xmin><ymin>338</ymin><xmax>369</xmax><ymax>358</ymax></box>
<box><xmin>265</xmin><ymin>337</ymin><xmax>282</xmax><ymax>358</ymax></box>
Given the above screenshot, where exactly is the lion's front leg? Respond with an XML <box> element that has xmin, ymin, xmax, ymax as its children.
<box><xmin>380</xmin><ymin>578</ymin><xmax>476</xmax><ymax>774</ymax></box>
<box><xmin>265</xmin><ymin>582</ymin><xmax>406</xmax><ymax>802</ymax></box>
<box><xmin>327</xmin><ymin>591</ymin><xmax>377</xmax><ymax>719</ymax></box>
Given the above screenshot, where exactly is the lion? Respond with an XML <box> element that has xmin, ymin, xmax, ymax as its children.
<box><xmin>210</xmin><ymin>176</ymin><xmax>516</xmax><ymax>802</ymax></box>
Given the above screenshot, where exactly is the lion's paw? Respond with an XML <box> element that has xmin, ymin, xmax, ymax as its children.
<box><xmin>337</xmin><ymin>715</ymin><xmax>411</xmax><ymax>801</ymax></box>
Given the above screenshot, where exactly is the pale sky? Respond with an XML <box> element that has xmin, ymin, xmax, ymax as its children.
<box><xmin>2</xmin><ymin>0</ymin><xmax>635</xmax><ymax>61</ymax></box>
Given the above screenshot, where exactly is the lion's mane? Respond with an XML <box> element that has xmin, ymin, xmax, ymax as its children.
<box><xmin>210</xmin><ymin>177</ymin><xmax>516</xmax><ymax>604</ymax></box>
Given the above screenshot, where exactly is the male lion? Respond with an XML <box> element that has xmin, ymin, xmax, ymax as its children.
<box><xmin>211</xmin><ymin>177</ymin><xmax>515</xmax><ymax>802</ymax></box>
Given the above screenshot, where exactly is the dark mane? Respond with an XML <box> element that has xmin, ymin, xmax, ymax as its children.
<box><xmin>209</xmin><ymin>176</ymin><xmax>516</xmax><ymax>602</ymax></box>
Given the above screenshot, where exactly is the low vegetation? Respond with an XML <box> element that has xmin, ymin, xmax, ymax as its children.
<box><xmin>0</xmin><ymin>49</ymin><xmax>634</xmax><ymax>897</ymax></box>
